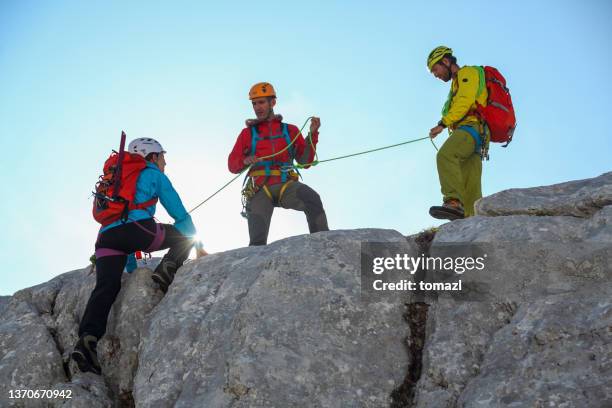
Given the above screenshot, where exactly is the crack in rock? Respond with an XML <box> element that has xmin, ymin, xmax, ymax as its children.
<box><xmin>391</xmin><ymin>229</ymin><xmax>437</xmax><ymax>407</ymax></box>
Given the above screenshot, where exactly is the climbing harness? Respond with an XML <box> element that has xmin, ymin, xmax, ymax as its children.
<box><xmin>248</xmin><ymin>123</ymin><xmax>299</xmax><ymax>182</ymax></box>
<box><xmin>458</xmin><ymin>125</ymin><xmax>490</xmax><ymax>161</ymax></box>
<box><xmin>240</xmin><ymin>123</ymin><xmax>303</xmax><ymax>218</ymax></box>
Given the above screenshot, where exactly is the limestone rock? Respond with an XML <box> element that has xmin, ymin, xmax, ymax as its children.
<box><xmin>0</xmin><ymin>295</ymin><xmax>9</xmax><ymax>317</ymax></box>
<box><xmin>134</xmin><ymin>229</ymin><xmax>410</xmax><ymax>408</ymax></box>
<box><xmin>412</xmin><ymin>172</ymin><xmax>612</xmax><ymax>408</ymax></box>
<box><xmin>475</xmin><ymin>171</ymin><xmax>612</xmax><ymax>217</ymax></box>
<box><xmin>1</xmin><ymin>229</ymin><xmax>410</xmax><ymax>408</ymax></box>
<box><xmin>0</xmin><ymin>265</ymin><xmax>162</xmax><ymax>408</ymax></box>
<box><xmin>457</xmin><ymin>284</ymin><xmax>612</xmax><ymax>408</ymax></box>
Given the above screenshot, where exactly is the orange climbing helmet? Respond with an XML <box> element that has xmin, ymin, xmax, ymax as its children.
<box><xmin>249</xmin><ymin>82</ymin><xmax>276</xmax><ymax>100</ymax></box>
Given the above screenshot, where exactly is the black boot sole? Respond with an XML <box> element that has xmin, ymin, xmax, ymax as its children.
<box><xmin>429</xmin><ymin>206</ymin><xmax>465</xmax><ymax>220</ymax></box>
<box><xmin>71</xmin><ymin>350</ymin><xmax>101</xmax><ymax>375</ymax></box>
<box><xmin>151</xmin><ymin>274</ymin><xmax>170</xmax><ymax>293</ymax></box>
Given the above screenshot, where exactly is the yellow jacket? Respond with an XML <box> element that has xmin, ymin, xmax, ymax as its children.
<box><xmin>441</xmin><ymin>66</ymin><xmax>487</xmax><ymax>130</ymax></box>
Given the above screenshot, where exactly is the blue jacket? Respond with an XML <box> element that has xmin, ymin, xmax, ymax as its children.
<box><xmin>100</xmin><ymin>162</ymin><xmax>197</xmax><ymax>238</ymax></box>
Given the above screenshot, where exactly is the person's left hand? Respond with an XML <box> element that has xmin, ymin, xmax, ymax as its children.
<box><xmin>310</xmin><ymin>117</ymin><xmax>321</xmax><ymax>134</ymax></box>
<box><xmin>196</xmin><ymin>248</ymin><xmax>208</xmax><ymax>259</ymax></box>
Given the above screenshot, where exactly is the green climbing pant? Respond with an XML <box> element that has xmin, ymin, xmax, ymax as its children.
<box><xmin>436</xmin><ymin>127</ymin><xmax>482</xmax><ymax>217</ymax></box>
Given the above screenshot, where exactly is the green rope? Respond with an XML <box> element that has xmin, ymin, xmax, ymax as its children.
<box><xmin>430</xmin><ymin>137</ymin><xmax>439</xmax><ymax>151</ymax></box>
<box><xmin>188</xmin><ymin>117</ymin><xmax>438</xmax><ymax>214</ymax></box>
<box><xmin>188</xmin><ymin>169</ymin><xmax>248</xmax><ymax>214</ymax></box>
<box><xmin>296</xmin><ymin>135</ymin><xmax>432</xmax><ymax>168</ymax></box>
<box><xmin>257</xmin><ymin>116</ymin><xmax>313</xmax><ymax>161</ymax></box>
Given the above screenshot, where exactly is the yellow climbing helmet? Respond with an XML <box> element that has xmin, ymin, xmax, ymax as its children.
<box><xmin>249</xmin><ymin>82</ymin><xmax>276</xmax><ymax>100</ymax></box>
<box><xmin>427</xmin><ymin>46</ymin><xmax>453</xmax><ymax>71</ymax></box>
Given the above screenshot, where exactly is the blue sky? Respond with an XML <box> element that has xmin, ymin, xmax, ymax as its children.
<box><xmin>1</xmin><ymin>0</ymin><xmax>610</xmax><ymax>295</ymax></box>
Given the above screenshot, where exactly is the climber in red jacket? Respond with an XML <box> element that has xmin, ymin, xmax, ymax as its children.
<box><xmin>228</xmin><ymin>82</ymin><xmax>329</xmax><ymax>246</ymax></box>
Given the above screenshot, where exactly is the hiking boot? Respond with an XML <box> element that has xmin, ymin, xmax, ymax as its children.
<box><xmin>71</xmin><ymin>334</ymin><xmax>101</xmax><ymax>375</ymax></box>
<box><xmin>429</xmin><ymin>199</ymin><xmax>465</xmax><ymax>220</ymax></box>
<box><xmin>151</xmin><ymin>259</ymin><xmax>178</xmax><ymax>293</ymax></box>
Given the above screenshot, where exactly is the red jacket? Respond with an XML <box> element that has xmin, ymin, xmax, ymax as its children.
<box><xmin>228</xmin><ymin>118</ymin><xmax>319</xmax><ymax>186</ymax></box>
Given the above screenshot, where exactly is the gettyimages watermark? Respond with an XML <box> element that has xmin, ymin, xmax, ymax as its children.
<box><xmin>371</xmin><ymin>252</ymin><xmax>487</xmax><ymax>291</ymax></box>
<box><xmin>360</xmin><ymin>242</ymin><xmax>491</xmax><ymax>303</ymax></box>
<box><xmin>360</xmin><ymin>241</ymin><xmax>612</xmax><ymax>303</ymax></box>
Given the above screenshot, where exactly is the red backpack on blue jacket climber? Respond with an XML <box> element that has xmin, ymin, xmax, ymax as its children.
<box><xmin>92</xmin><ymin>132</ymin><xmax>157</xmax><ymax>226</ymax></box>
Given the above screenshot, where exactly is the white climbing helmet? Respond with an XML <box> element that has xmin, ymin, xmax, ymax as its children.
<box><xmin>128</xmin><ymin>138</ymin><xmax>166</xmax><ymax>158</ymax></box>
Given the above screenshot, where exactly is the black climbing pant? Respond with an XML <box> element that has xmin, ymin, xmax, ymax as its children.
<box><xmin>78</xmin><ymin>219</ymin><xmax>192</xmax><ymax>339</ymax></box>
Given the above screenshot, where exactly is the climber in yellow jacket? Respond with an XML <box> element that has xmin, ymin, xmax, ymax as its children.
<box><xmin>427</xmin><ymin>46</ymin><xmax>489</xmax><ymax>220</ymax></box>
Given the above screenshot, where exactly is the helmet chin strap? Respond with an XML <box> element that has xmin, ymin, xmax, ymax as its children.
<box><xmin>444</xmin><ymin>61</ymin><xmax>453</xmax><ymax>81</ymax></box>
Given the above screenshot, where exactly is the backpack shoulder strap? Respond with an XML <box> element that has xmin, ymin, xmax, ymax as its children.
<box><xmin>281</xmin><ymin>123</ymin><xmax>295</xmax><ymax>160</ymax></box>
<box><xmin>475</xmin><ymin>66</ymin><xmax>486</xmax><ymax>98</ymax></box>
<box><xmin>250</xmin><ymin>126</ymin><xmax>259</xmax><ymax>156</ymax></box>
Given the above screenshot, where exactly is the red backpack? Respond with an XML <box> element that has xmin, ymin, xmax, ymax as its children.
<box><xmin>476</xmin><ymin>66</ymin><xmax>516</xmax><ymax>147</ymax></box>
<box><xmin>92</xmin><ymin>132</ymin><xmax>158</xmax><ymax>226</ymax></box>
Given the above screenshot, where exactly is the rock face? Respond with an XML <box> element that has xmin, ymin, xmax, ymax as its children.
<box><xmin>1</xmin><ymin>171</ymin><xmax>610</xmax><ymax>408</ymax></box>
<box><xmin>0</xmin><ymin>263</ymin><xmax>164</xmax><ymax>408</ymax></box>
<box><xmin>475</xmin><ymin>171</ymin><xmax>612</xmax><ymax>217</ymax></box>
<box><xmin>0</xmin><ymin>230</ymin><xmax>410</xmax><ymax>408</ymax></box>
<box><xmin>0</xmin><ymin>296</ymin><xmax>9</xmax><ymax>316</ymax></box>
<box><xmin>134</xmin><ymin>229</ymin><xmax>411</xmax><ymax>407</ymax></box>
<box><xmin>410</xmin><ymin>171</ymin><xmax>612</xmax><ymax>408</ymax></box>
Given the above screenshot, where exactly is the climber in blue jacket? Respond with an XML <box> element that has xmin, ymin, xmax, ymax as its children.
<box><xmin>72</xmin><ymin>137</ymin><xmax>207</xmax><ymax>375</ymax></box>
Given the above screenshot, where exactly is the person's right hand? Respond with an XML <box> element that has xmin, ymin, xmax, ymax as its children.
<box><xmin>429</xmin><ymin>125</ymin><xmax>445</xmax><ymax>139</ymax></box>
<box><xmin>310</xmin><ymin>117</ymin><xmax>321</xmax><ymax>133</ymax></box>
<box><xmin>196</xmin><ymin>248</ymin><xmax>208</xmax><ymax>259</ymax></box>
<box><xmin>243</xmin><ymin>155</ymin><xmax>260</xmax><ymax>166</ymax></box>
